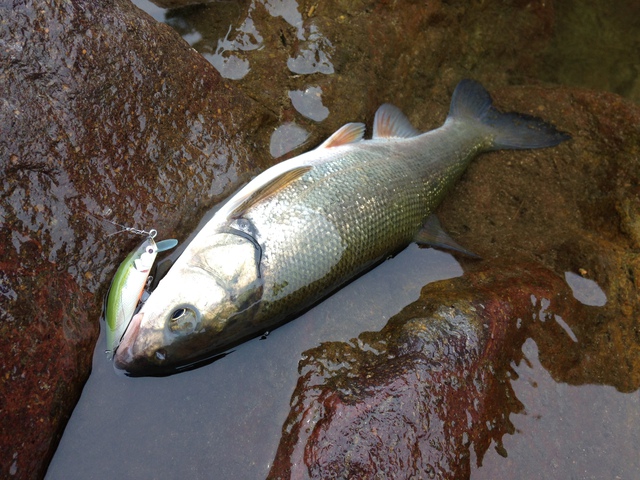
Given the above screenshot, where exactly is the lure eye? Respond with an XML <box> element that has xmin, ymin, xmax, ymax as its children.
<box><xmin>146</xmin><ymin>246</ymin><xmax>157</xmax><ymax>255</ymax></box>
<box><xmin>171</xmin><ymin>308</ymin><xmax>186</xmax><ymax>320</ymax></box>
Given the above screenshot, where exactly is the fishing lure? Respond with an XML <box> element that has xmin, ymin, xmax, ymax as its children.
<box><xmin>105</xmin><ymin>230</ymin><xmax>178</xmax><ymax>359</ymax></box>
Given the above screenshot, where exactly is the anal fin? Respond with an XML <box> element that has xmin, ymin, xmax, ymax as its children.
<box><xmin>415</xmin><ymin>215</ymin><xmax>480</xmax><ymax>259</ymax></box>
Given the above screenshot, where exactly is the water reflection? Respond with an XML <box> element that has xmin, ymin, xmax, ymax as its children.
<box><xmin>552</xmin><ymin>315</ymin><xmax>578</xmax><ymax>343</ymax></box>
<box><xmin>473</xmin><ymin>338</ymin><xmax>640</xmax><ymax>479</ymax></box>
<box><xmin>564</xmin><ymin>271</ymin><xmax>607</xmax><ymax>306</ymax></box>
<box><xmin>132</xmin><ymin>0</ymin><xmax>166</xmax><ymax>22</ymax></box>
<box><xmin>154</xmin><ymin>0</ymin><xmax>334</xmax><ymax>81</ymax></box>
<box><xmin>201</xmin><ymin>16</ymin><xmax>263</xmax><ymax>80</ymax></box>
<box><xmin>262</xmin><ymin>0</ymin><xmax>304</xmax><ymax>37</ymax></box>
<box><xmin>268</xmin><ymin>122</ymin><xmax>310</xmax><ymax>157</ymax></box>
<box><xmin>202</xmin><ymin>42</ymin><xmax>251</xmax><ymax>80</ymax></box>
<box><xmin>286</xmin><ymin>24</ymin><xmax>334</xmax><ymax>75</ymax></box>
<box><xmin>288</xmin><ymin>86</ymin><xmax>329</xmax><ymax>121</ymax></box>
<box><xmin>0</xmin><ymin>274</ymin><xmax>18</xmax><ymax>302</ymax></box>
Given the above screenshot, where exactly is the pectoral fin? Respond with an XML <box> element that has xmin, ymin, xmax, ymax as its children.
<box><xmin>230</xmin><ymin>166</ymin><xmax>312</xmax><ymax>218</ymax></box>
<box><xmin>415</xmin><ymin>215</ymin><xmax>480</xmax><ymax>259</ymax></box>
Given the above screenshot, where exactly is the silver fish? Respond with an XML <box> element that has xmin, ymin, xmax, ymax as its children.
<box><xmin>114</xmin><ymin>80</ymin><xmax>569</xmax><ymax>375</ymax></box>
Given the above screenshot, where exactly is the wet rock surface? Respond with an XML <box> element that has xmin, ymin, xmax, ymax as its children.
<box><xmin>164</xmin><ymin>0</ymin><xmax>561</xmax><ymax>141</ymax></box>
<box><xmin>0</xmin><ymin>0</ymin><xmax>271</xmax><ymax>478</ymax></box>
<box><xmin>440</xmin><ymin>86</ymin><xmax>640</xmax><ymax>392</ymax></box>
<box><xmin>0</xmin><ymin>240</ymin><xmax>94</xmax><ymax>479</ymax></box>
<box><xmin>268</xmin><ymin>264</ymin><xmax>587</xmax><ymax>479</ymax></box>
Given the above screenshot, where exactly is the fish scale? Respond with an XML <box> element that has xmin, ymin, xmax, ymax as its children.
<box><xmin>248</xmin><ymin>137</ymin><xmax>470</xmax><ymax>322</ymax></box>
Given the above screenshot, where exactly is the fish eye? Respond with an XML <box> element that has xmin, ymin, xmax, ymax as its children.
<box><xmin>169</xmin><ymin>306</ymin><xmax>201</xmax><ymax>335</ymax></box>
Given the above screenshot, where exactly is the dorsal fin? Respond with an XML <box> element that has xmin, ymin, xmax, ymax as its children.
<box><xmin>230</xmin><ymin>166</ymin><xmax>312</xmax><ymax>218</ymax></box>
<box><xmin>373</xmin><ymin>104</ymin><xmax>421</xmax><ymax>139</ymax></box>
<box><xmin>319</xmin><ymin>123</ymin><xmax>365</xmax><ymax>148</ymax></box>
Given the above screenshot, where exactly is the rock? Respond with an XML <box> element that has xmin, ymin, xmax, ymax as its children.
<box><xmin>0</xmin><ymin>1</ymin><xmax>272</xmax><ymax>478</ymax></box>
<box><xmin>0</xmin><ymin>241</ymin><xmax>94</xmax><ymax>479</ymax></box>
<box><xmin>164</xmin><ymin>0</ymin><xmax>560</xmax><ymax>140</ymax></box>
<box><xmin>150</xmin><ymin>0</ymin><xmax>214</xmax><ymax>9</ymax></box>
<box><xmin>267</xmin><ymin>263</ymin><xmax>590</xmax><ymax>479</ymax></box>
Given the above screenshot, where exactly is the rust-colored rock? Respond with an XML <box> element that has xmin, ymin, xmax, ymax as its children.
<box><xmin>439</xmin><ymin>86</ymin><xmax>640</xmax><ymax>392</ymax></box>
<box><xmin>0</xmin><ymin>239</ymin><xmax>94</xmax><ymax>479</ymax></box>
<box><xmin>268</xmin><ymin>264</ymin><xmax>589</xmax><ymax>479</ymax></box>
<box><xmin>0</xmin><ymin>0</ymin><xmax>271</xmax><ymax>478</ymax></box>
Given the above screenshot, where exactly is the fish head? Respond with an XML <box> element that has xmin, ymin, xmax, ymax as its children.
<box><xmin>113</xmin><ymin>231</ymin><xmax>262</xmax><ymax>375</ymax></box>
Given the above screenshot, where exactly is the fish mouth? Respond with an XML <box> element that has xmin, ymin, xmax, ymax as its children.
<box><xmin>113</xmin><ymin>311</ymin><xmax>144</xmax><ymax>372</ymax></box>
<box><xmin>113</xmin><ymin>311</ymin><xmax>177</xmax><ymax>376</ymax></box>
<box><xmin>112</xmin><ymin>310</ymin><xmax>201</xmax><ymax>377</ymax></box>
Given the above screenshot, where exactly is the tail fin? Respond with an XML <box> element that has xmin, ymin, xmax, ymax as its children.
<box><xmin>448</xmin><ymin>79</ymin><xmax>570</xmax><ymax>150</ymax></box>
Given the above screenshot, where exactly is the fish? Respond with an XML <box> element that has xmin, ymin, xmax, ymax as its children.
<box><xmin>113</xmin><ymin>79</ymin><xmax>570</xmax><ymax>375</ymax></box>
<box><xmin>104</xmin><ymin>236</ymin><xmax>178</xmax><ymax>359</ymax></box>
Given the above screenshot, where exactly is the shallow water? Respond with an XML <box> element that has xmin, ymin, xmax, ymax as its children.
<box><xmin>46</xmin><ymin>0</ymin><xmax>640</xmax><ymax>478</ymax></box>
<box><xmin>474</xmin><ymin>339</ymin><xmax>640</xmax><ymax>479</ymax></box>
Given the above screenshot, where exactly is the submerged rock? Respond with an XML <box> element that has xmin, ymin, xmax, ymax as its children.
<box><xmin>439</xmin><ymin>86</ymin><xmax>640</xmax><ymax>393</ymax></box>
<box><xmin>268</xmin><ymin>264</ymin><xmax>587</xmax><ymax>479</ymax></box>
<box><xmin>164</xmin><ymin>0</ymin><xmax>561</xmax><ymax>141</ymax></box>
<box><xmin>150</xmin><ymin>0</ymin><xmax>214</xmax><ymax>8</ymax></box>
